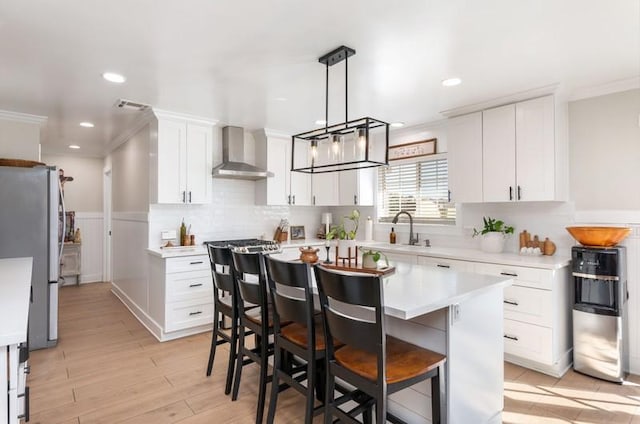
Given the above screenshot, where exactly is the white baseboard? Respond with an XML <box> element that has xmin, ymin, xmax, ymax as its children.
<box><xmin>111</xmin><ymin>282</ymin><xmax>212</xmax><ymax>342</ymax></box>
<box><xmin>111</xmin><ymin>283</ymin><xmax>163</xmax><ymax>340</ymax></box>
<box><xmin>80</xmin><ymin>273</ymin><xmax>102</xmax><ymax>284</ymax></box>
<box><xmin>505</xmin><ymin>349</ymin><xmax>573</xmax><ymax>378</ymax></box>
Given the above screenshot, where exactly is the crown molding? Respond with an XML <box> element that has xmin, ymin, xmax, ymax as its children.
<box><xmin>0</xmin><ymin>109</ymin><xmax>48</xmax><ymax>125</ymax></box>
<box><xmin>568</xmin><ymin>77</ymin><xmax>640</xmax><ymax>102</ymax></box>
<box><xmin>440</xmin><ymin>83</ymin><xmax>561</xmax><ymax>118</ymax></box>
<box><xmin>152</xmin><ymin>108</ymin><xmax>218</xmax><ymax>126</ymax></box>
<box><xmin>105</xmin><ymin>109</ymin><xmax>155</xmax><ymax>155</ymax></box>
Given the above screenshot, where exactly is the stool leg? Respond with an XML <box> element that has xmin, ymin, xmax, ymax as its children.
<box><xmin>431</xmin><ymin>369</ymin><xmax>441</xmax><ymax>424</ymax></box>
<box><xmin>305</xmin><ymin>356</ymin><xmax>315</xmax><ymax>424</ymax></box>
<box><xmin>224</xmin><ymin>314</ymin><xmax>238</xmax><ymax>395</ymax></box>
<box><xmin>256</xmin><ymin>332</ymin><xmax>269</xmax><ymax>424</ymax></box>
<box><xmin>266</xmin><ymin>342</ymin><xmax>282</xmax><ymax>424</ymax></box>
<box><xmin>324</xmin><ymin>367</ymin><xmax>334</xmax><ymax>424</ymax></box>
<box><xmin>206</xmin><ymin>310</ymin><xmax>219</xmax><ymax>376</ymax></box>
<box><xmin>232</xmin><ymin>324</ymin><xmax>246</xmax><ymax>401</ymax></box>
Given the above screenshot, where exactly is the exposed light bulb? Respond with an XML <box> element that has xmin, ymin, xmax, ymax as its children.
<box><xmin>356</xmin><ymin>127</ymin><xmax>367</xmax><ymax>153</ymax></box>
<box><xmin>330</xmin><ymin>134</ymin><xmax>343</xmax><ymax>161</ymax></box>
<box><xmin>310</xmin><ymin>139</ymin><xmax>318</xmax><ymax>161</ymax></box>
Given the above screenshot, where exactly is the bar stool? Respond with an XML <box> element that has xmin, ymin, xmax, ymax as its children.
<box><xmin>264</xmin><ymin>256</ymin><xmax>329</xmax><ymax>424</ymax></box>
<box><xmin>231</xmin><ymin>251</ymin><xmax>275</xmax><ymax>424</ymax></box>
<box><xmin>314</xmin><ymin>265</ymin><xmax>447</xmax><ymax>424</ymax></box>
<box><xmin>205</xmin><ymin>244</ymin><xmax>254</xmax><ymax>394</ymax></box>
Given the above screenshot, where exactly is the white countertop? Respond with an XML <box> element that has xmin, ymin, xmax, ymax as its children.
<box><xmin>360</xmin><ymin>242</ymin><xmax>570</xmax><ymax>270</ymax></box>
<box><xmin>0</xmin><ymin>257</ymin><xmax>33</xmax><ymax>346</ymax></box>
<box><xmin>364</xmin><ymin>262</ymin><xmax>512</xmax><ymax>320</ymax></box>
<box><xmin>147</xmin><ymin>246</ymin><xmax>208</xmax><ymax>258</ymax></box>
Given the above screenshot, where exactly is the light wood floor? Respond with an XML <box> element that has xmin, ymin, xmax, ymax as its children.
<box><xmin>28</xmin><ymin>282</ymin><xmax>640</xmax><ymax>424</ymax></box>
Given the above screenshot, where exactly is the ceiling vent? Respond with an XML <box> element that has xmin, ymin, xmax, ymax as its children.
<box><xmin>114</xmin><ymin>98</ymin><xmax>151</xmax><ymax>111</ymax></box>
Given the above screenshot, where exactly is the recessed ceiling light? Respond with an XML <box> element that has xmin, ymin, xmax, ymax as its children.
<box><xmin>102</xmin><ymin>72</ymin><xmax>126</xmax><ymax>83</ymax></box>
<box><xmin>390</xmin><ymin>122</ymin><xmax>405</xmax><ymax>128</ymax></box>
<box><xmin>79</xmin><ymin>122</ymin><xmax>94</xmax><ymax>128</ymax></box>
<box><xmin>68</xmin><ymin>145</ymin><xmax>80</xmax><ymax>149</ymax></box>
<box><xmin>442</xmin><ymin>77</ymin><xmax>462</xmax><ymax>87</ymax></box>
<box><xmin>275</xmin><ymin>97</ymin><xmax>287</xmax><ymax>102</ymax></box>
<box><xmin>315</xmin><ymin>119</ymin><xmax>326</xmax><ymax>125</ymax></box>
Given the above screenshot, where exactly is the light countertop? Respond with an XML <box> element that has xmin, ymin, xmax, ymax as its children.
<box><xmin>319</xmin><ymin>262</ymin><xmax>512</xmax><ymax>320</ymax></box>
<box><xmin>0</xmin><ymin>257</ymin><xmax>33</xmax><ymax>346</ymax></box>
<box><xmin>360</xmin><ymin>242</ymin><xmax>570</xmax><ymax>270</ymax></box>
<box><xmin>147</xmin><ymin>245</ymin><xmax>208</xmax><ymax>258</ymax></box>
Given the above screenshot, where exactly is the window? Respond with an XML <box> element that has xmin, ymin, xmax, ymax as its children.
<box><xmin>377</xmin><ymin>156</ymin><xmax>456</xmax><ymax>224</ymax></box>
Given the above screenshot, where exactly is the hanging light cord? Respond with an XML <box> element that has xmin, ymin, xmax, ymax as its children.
<box><xmin>325</xmin><ymin>62</ymin><xmax>329</xmax><ymax>133</ymax></box>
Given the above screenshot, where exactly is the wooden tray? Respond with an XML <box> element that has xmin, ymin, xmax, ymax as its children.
<box><xmin>319</xmin><ymin>263</ymin><xmax>396</xmax><ymax>276</ymax></box>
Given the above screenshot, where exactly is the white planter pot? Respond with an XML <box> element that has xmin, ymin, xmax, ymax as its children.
<box><xmin>481</xmin><ymin>232</ymin><xmax>506</xmax><ymax>253</ymax></box>
<box><xmin>362</xmin><ymin>254</ymin><xmax>377</xmax><ymax>269</ymax></box>
<box><xmin>337</xmin><ymin>239</ymin><xmax>357</xmax><ymax>258</ymax></box>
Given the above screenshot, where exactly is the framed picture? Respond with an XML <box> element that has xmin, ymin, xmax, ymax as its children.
<box><xmin>388</xmin><ymin>138</ymin><xmax>437</xmax><ymax>161</ymax></box>
<box><xmin>290</xmin><ymin>225</ymin><xmax>306</xmax><ymax>240</ymax></box>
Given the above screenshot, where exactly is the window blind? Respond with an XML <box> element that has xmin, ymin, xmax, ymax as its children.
<box><xmin>377</xmin><ymin>158</ymin><xmax>456</xmax><ymax>224</ymax></box>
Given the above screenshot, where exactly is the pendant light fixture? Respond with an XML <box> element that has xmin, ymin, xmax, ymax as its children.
<box><xmin>291</xmin><ymin>46</ymin><xmax>389</xmax><ymax>173</ymax></box>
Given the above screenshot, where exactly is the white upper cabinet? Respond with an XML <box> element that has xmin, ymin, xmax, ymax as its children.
<box><xmin>482</xmin><ymin>104</ymin><xmax>517</xmax><ymax>202</ymax></box>
<box><xmin>337</xmin><ymin>142</ymin><xmax>375</xmax><ymax>206</ymax></box>
<box><xmin>255</xmin><ymin>130</ymin><xmax>311</xmax><ymax>206</ymax></box>
<box><xmin>255</xmin><ymin>131</ymin><xmax>290</xmax><ymax>206</ymax></box>
<box><xmin>447</xmin><ymin>112</ymin><xmax>483</xmax><ymax>203</ymax></box>
<box><xmin>482</xmin><ymin>95</ymin><xmax>557</xmax><ymax>202</ymax></box>
<box><xmin>153</xmin><ymin>113</ymin><xmax>214</xmax><ymax>204</ymax></box>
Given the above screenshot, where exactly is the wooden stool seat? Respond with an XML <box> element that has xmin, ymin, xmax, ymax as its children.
<box><xmin>335</xmin><ymin>336</ymin><xmax>446</xmax><ymax>384</ymax></box>
<box><xmin>281</xmin><ymin>315</ymin><xmax>344</xmax><ymax>351</ymax></box>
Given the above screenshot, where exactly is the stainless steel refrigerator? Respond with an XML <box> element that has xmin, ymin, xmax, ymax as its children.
<box><xmin>0</xmin><ymin>165</ymin><xmax>61</xmax><ymax>349</ymax></box>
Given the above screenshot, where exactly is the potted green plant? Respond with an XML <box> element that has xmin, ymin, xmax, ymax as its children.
<box><xmin>359</xmin><ymin>247</ymin><xmax>389</xmax><ymax>269</ymax></box>
<box><xmin>472</xmin><ymin>216</ymin><xmax>515</xmax><ymax>253</ymax></box>
<box><xmin>326</xmin><ymin>209</ymin><xmax>360</xmax><ymax>255</ymax></box>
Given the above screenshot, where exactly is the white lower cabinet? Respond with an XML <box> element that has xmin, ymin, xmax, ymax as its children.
<box><xmin>474</xmin><ymin>262</ymin><xmax>571</xmax><ymax>377</ymax></box>
<box><xmin>149</xmin><ymin>254</ymin><xmax>214</xmax><ymax>340</ymax></box>
<box><xmin>384</xmin><ymin>251</ymin><xmax>417</xmax><ymax>265</ymax></box>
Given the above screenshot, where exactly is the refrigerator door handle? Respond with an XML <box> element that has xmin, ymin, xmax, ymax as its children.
<box><xmin>50</xmin><ymin>171</ymin><xmax>62</xmax><ymax>281</ymax></box>
<box><xmin>48</xmin><ymin>281</ymin><xmax>58</xmax><ymax>340</ymax></box>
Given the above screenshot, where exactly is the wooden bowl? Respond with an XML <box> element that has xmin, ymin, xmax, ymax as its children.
<box><xmin>566</xmin><ymin>226</ymin><xmax>631</xmax><ymax>247</ymax></box>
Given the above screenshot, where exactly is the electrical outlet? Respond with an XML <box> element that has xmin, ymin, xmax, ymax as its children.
<box><xmin>161</xmin><ymin>230</ymin><xmax>177</xmax><ymax>240</ymax></box>
<box><xmin>451</xmin><ymin>303</ymin><xmax>461</xmax><ymax>324</ymax></box>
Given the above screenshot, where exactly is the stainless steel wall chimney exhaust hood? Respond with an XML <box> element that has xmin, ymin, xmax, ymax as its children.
<box><xmin>212</xmin><ymin>126</ymin><xmax>274</xmax><ymax>180</ymax></box>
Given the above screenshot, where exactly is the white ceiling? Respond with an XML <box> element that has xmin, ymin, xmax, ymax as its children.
<box><xmin>0</xmin><ymin>0</ymin><xmax>638</xmax><ymax>157</ymax></box>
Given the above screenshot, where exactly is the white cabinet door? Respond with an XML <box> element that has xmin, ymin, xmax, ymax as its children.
<box><xmin>383</xmin><ymin>251</ymin><xmax>417</xmax><ymax>265</ymax></box>
<box><xmin>185</xmin><ymin>123</ymin><xmax>213</xmax><ymax>204</ymax></box>
<box><xmin>447</xmin><ymin>112</ymin><xmax>483</xmax><ymax>203</ymax></box>
<box><xmin>515</xmin><ymin>95</ymin><xmax>555</xmax><ymax>201</ymax></box>
<box><xmin>313</xmin><ymin>173</ymin><xmax>339</xmax><ymax>206</ymax></box>
<box><xmin>268</xmin><ymin>136</ymin><xmax>291</xmax><ymax>206</ymax></box>
<box><xmin>157</xmin><ymin>119</ymin><xmax>187</xmax><ymax>204</ymax></box>
<box><xmin>482</xmin><ymin>104</ymin><xmax>516</xmax><ymax>202</ymax></box>
<box><xmin>290</xmin><ymin>139</ymin><xmax>312</xmax><ymax>205</ymax></box>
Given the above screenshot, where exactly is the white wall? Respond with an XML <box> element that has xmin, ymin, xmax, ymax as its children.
<box><xmin>111</xmin><ymin>123</ymin><xmax>150</xmax><ymax>213</ymax></box>
<box><xmin>0</xmin><ymin>116</ymin><xmax>41</xmax><ymax>160</ymax></box>
<box><xmin>569</xmin><ymin>89</ymin><xmax>640</xmax><ymax>211</ymax></box>
<box><xmin>41</xmin><ymin>154</ymin><xmax>104</xmax><ymax>212</ymax></box>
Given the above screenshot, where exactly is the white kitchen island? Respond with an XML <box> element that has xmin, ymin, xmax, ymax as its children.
<box><xmin>356</xmin><ymin>261</ymin><xmax>512</xmax><ymax>424</ymax></box>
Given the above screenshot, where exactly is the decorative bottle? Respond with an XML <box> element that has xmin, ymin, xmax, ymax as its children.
<box><xmin>390</xmin><ymin>227</ymin><xmax>396</xmax><ymax>244</ymax></box>
<box><xmin>180</xmin><ymin>219</ymin><xmax>187</xmax><ymax>246</ymax></box>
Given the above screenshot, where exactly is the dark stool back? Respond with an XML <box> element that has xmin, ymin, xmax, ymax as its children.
<box><xmin>231</xmin><ymin>251</ymin><xmax>274</xmax><ymax>424</ymax></box>
<box><xmin>264</xmin><ymin>256</ymin><xmax>325</xmax><ymax>424</ymax></box>
<box><xmin>314</xmin><ymin>265</ymin><xmax>446</xmax><ymax>424</ymax></box>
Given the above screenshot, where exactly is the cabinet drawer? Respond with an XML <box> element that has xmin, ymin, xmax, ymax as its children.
<box><xmin>503</xmin><ymin>285</ymin><xmax>552</xmax><ymax>327</ymax></box>
<box><xmin>503</xmin><ymin>319</ymin><xmax>552</xmax><ymax>364</ymax></box>
<box><xmin>417</xmin><ymin>256</ymin><xmax>473</xmax><ymax>272</ymax></box>
<box><xmin>166</xmin><ymin>270</ymin><xmax>212</xmax><ymax>302</ymax></box>
<box><xmin>166</xmin><ymin>299</ymin><xmax>214</xmax><ymax>332</ymax></box>
<box><xmin>166</xmin><ymin>255</ymin><xmax>210</xmax><ymax>273</ymax></box>
<box><xmin>475</xmin><ymin>262</ymin><xmax>552</xmax><ymax>290</ymax></box>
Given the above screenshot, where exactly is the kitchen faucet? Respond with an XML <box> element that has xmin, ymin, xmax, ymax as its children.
<box><xmin>391</xmin><ymin>210</ymin><xmax>419</xmax><ymax>245</ymax></box>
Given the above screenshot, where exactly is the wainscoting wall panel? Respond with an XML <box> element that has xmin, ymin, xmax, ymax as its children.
<box><xmin>74</xmin><ymin>212</ymin><xmax>104</xmax><ymax>284</ymax></box>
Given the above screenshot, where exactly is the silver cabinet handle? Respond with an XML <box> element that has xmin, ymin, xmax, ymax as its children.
<box><xmin>517</xmin><ymin>185</ymin><xmax>522</xmax><ymax>200</ymax></box>
<box><xmin>182</xmin><ymin>191</ymin><xmax>186</xmax><ymax>203</ymax></box>
<box><xmin>189</xmin><ymin>191</ymin><xmax>192</xmax><ymax>203</ymax></box>
<box><xmin>189</xmin><ymin>311</ymin><xmax>203</xmax><ymax>316</ymax></box>
<box><xmin>190</xmin><ymin>261</ymin><xmax>204</xmax><ymax>265</ymax></box>
<box><xmin>189</xmin><ymin>283</ymin><xmax>203</xmax><ymax>288</ymax></box>
<box><xmin>503</xmin><ymin>299</ymin><xmax>519</xmax><ymax>306</ymax></box>
<box><xmin>354</xmin><ymin>195</ymin><xmax>357</xmax><ymax>205</ymax></box>
<box><xmin>437</xmin><ymin>264</ymin><xmax>450</xmax><ymax>269</ymax></box>
<box><xmin>500</xmin><ymin>272</ymin><xmax>518</xmax><ymax>277</ymax></box>
<box><xmin>504</xmin><ymin>334</ymin><xmax>519</xmax><ymax>341</ymax></box>
<box><xmin>293</xmin><ymin>195</ymin><xmax>296</xmax><ymax>205</ymax></box>
<box><xmin>509</xmin><ymin>186</ymin><xmax>513</xmax><ymax>201</ymax></box>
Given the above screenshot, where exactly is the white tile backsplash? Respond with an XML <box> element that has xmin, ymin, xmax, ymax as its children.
<box><xmin>149</xmin><ymin>179</ymin><xmax>322</xmax><ymax>247</ymax></box>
